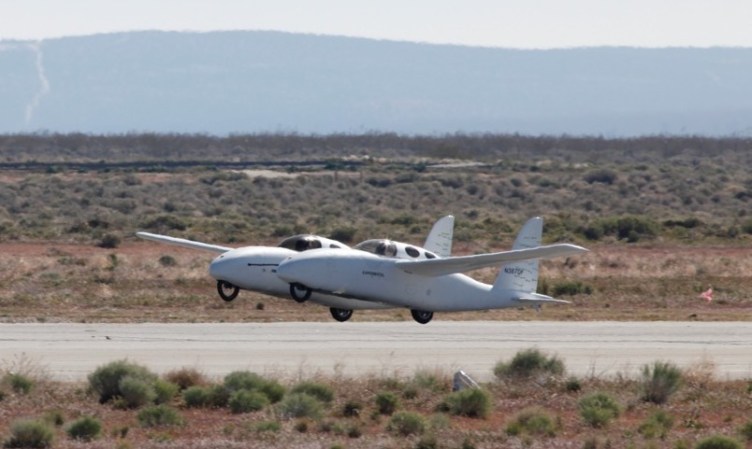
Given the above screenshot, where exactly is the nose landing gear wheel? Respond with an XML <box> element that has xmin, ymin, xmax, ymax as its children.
<box><xmin>290</xmin><ymin>283</ymin><xmax>312</xmax><ymax>303</ymax></box>
<box><xmin>217</xmin><ymin>280</ymin><xmax>239</xmax><ymax>302</ymax></box>
<box><xmin>410</xmin><ymin>309</ymin><xmax>433</xmax><ymax>324</ymax></box>
<box><xmin>329</xmin><ymin>308</ymin><xmax>353</xmax><ymax>322</ymax></box>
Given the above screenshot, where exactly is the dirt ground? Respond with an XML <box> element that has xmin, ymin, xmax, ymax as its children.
<box><xmin>1</xmin><ymin>240</ymin><xmax>750</xmax><ymax>323</ymax></box>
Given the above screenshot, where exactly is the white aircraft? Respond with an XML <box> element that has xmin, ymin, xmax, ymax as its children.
<box><xmin>135</xmin><ymin>215</ymin><xmax>454</xmax><ymax>322</ymax></box>
<box><xmin>275</xmin><ymin>217</ymin><xmax>587</xmax><ymax>324</ymax></box>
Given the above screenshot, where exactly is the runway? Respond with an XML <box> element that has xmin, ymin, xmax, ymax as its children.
<box><xmin>1</xmin><ymin>321</ymin><xmax>750</xmax><ymax>382</ymax></box>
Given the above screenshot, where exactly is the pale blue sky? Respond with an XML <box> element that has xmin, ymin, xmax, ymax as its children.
<box><xmin>1</xmin><ymin>0</ymin><xmax>751</xmax><ymax>48</ymax></box>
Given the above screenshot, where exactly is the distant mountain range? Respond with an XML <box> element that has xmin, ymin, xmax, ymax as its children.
<box><xmin>1</xmin><ymin>31</ymin><xmax>751</xmax><ymax>136</ymax></box>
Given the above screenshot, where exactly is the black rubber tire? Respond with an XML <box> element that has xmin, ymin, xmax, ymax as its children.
<box><xmin>410</xmin><ymin>309</ymin><xmax>434</xmax><ymax>324</ymax></box>
<box><xmin>329</xmin><ymin>308</ymin><xmax>353</xmax><ymax>322</ymax></box>
<box><xmin>289</xmin><ymin>283</ymin><xmax>312</xmax><ymax>303</ymax></box>
<box><xmin>217</xmin><ymin>280</ymin><xmax>239</xmax><ymax>302</ymax></box>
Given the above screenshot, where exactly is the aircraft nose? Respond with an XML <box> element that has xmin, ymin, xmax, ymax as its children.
<box><xmin>275</xmin><ymin>257</ymin><xmax>302</xmax><ymax>283</ymax></box>
<box><xmin>208</xmin><ymin>255</ymin><xmax>231</xmax><ymax>280</ymax></box>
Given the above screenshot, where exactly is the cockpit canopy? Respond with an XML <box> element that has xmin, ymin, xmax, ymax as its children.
<box><xmin>277</xmin><ymin>234</ymin><xmax>346</xmax><ymax>252</ymax></box>
<box><xmin>354</xmin><ymin>239</ymin><xmax>438</xmax><ymax>260</ymax></box>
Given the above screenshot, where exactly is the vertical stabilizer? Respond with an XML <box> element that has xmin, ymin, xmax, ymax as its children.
<box><xmin>492</xmin><ymin>217</ymin><xmax>542</xmax><ymax>292</ymax></box>
<box><xmin>423</xmin><ymin>215</ymin><xmax>454</xmax><ymax>257</ymax></box>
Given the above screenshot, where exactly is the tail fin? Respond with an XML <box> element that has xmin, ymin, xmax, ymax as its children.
<box><xmin>423</xmin><ymin>215</ymin><xmax>454</xmax><ymax>257</ymax></box>
<box><xmin>492</xmin><ymin>217</ymin><xmax>542</xmax><ymax>292</ymax></box>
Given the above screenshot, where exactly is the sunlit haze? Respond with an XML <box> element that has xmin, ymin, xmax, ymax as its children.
<box><xmin>1</xmin><ymin>0</ymin><xmax>751</xmax><ymax>48</ymax></box>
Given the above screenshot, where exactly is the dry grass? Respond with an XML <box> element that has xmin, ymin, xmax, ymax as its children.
<box><xmin>1</xmin><ymin>241</ymin><xmax>750</xmax><ymax>323</ymax></box>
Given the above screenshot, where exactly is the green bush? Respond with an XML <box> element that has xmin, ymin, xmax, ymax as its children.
<box><xmin>442</xmin><ymin>388</ymin><xmax>491</xmax><ymax>419</ymax></box>
<box><xmin>565</xmin><ymin>377</ymin><xmax>582</xmax><ymax>392</ymax></box>
<box><xmin>4</xmin><ymin>373</ymin><xmax>33</xmax><ymax>395</ymax></box>
<box><xmin>66</xmin><ymin>416</ymin><xmax>102</xmax><ymax>442</ymax></box>
<box><xmin>255</xmin><ymin>421</ymin><xmax>281</xmax><ymax>433</ymax></box>
<box><xmin>505</xmin><ymin>408</ymin><xmax>557</xmax><ymax>437</ymax></box>
<box><xmin>375</xmin><ymin>391</ymin><xmax>399</xmax><ymax>415</ymax></box>
<box><xmin>387</xmin><ymin>411</ymin><xmax>426</xmax><ymax>436</ymax></box>
<box><xmin>494</xmin><ymin>348</ymin><xmax>565</xmax><ymax>379</ymax></box>
<box><xmin>277</xmin><ymin>393</ymin><xmax>323</xmax><ymax>420</ymax></box>
<box><xmin>342</xmin><ymin>400</ymin><xmax>362</xmax><ymax>417</ymax></box>
<box><xmin>638</xmin><ymin>410</ymin><xmax>674</xmax><ymax>439</ymax></box>
<box><xmin>229</xmin><ymin>390</ymin><xmax>270</xmax><ymax>414</ymax></box>
<box><xmin>641</xmin><ymin>361</ymin><xmax>682</xmax><ymax>404</ymax></box>
<box><xmin>694</xmin><ymin>435</ymin><xmax>743</xmax><ymax>449</ymax></box>
<box><xmin>223</xmin><ymin>370</ymin><xmax>266</xmax><ymax>392</ymax></box>
<box><xmin>137</xmin><ymin>404</ymin><xmax>184</xmax><ymax>428</ymax></box>
<box><xmin>223</xmin><ymin>370</ymin><xmax>285</xmax><ymax>403</ymax></box>
<box><xmin>183</xmin><ymin>385</ymin><xmax>211</xmax><ymax>408</ymax></box>
<box><xmin>4</xmin><ymin>419</ymin><xmax>54</xmax><ymax>449</ymax></box>
<box><xmin>88</xmin><ymin>360</ymin><xmax>157</xmax><ymax>404</ymax></box>
<box><xmin>207</xmin><ymin>384</ymin><xmax>230</xmax><ymax>408</ymax></box>
<box><xmin>154</xmin><ymin>379</ymin><xmax>179</xmax><ymax>404</ymax></box>
<box><xmin>578</xmin><ymin>392</ymin><xmax>620</xmax><ymax>428</ymax></box>
<box><xmin>291</xmin><ymin>381</ymin><xmax>334</xmax><ymax>403</ymax></box>
<box><xmin>119</xmin><ymin>375</ymin><xmax>157</xmax><ymax>408</ymax></box>
<box><xmin>741</xmin><ymin>420</ymin><xmax>752</xmax><ymax>441</ymax></box>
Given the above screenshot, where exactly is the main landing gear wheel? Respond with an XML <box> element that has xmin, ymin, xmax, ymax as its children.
<box><xmin>410</xmin><ymin>309</ymin><xmax>434</xmax><ymax>324</ymax></box>
<box><xmin>217</xmin><ymin>280</ymin><xmax>239</xmax><ymax>302</ymax></box>
<box><xmin>289</xmin><ymin>283</ymin><xmax>312</xmax><ymax>303</ymax></box>
<box><xmin>329</xmin><ymin>308</ymin><xmax>353</xmax><ymax>322</ymax></box>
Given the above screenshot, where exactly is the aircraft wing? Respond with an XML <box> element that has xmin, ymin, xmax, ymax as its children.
<box><xmin>136</xmin><ymin>232</ymin><xmax>232</xmax><ymax>254</ymax></box>
<box><xmin>394</xmin><ymin>243</ymin><xmax>587</xmax><ymax>277</ymax></box>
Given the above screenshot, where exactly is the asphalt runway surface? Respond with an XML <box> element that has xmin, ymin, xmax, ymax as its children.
<box><xmin>1</xmin><ymin>321</ymin><xmax>750</xmax><ymax>382</ymax></box>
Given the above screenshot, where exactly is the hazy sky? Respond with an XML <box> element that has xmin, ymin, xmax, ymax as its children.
<box><xmin>1</xmin><ymin>0</ymin><xmax>751</xmax><ymax>48</ymax></box>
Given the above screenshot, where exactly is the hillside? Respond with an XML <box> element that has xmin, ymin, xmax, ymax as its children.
<box><xmin>1</xmin><ymin>31</ymin><xmax>751</xmax><ymax>135</ymax></box>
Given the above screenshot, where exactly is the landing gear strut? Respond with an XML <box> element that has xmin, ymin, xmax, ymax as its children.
<box><xmin>289</xmin><ymin>283</ymin><xmax>312</xmax><ymax>303</ymax></box>
<box><xmin>410</xmin><ymin>309</ymin><xmax>434</xmax><ymax>324</ymax></box>
<box><xmin>329</xmin><ymin>308</ymin><xmax>353</xmax><ymax>322</ymax></box>
<box><xmin>217</xmin><ymin>280</ymin><xmax>239</xmax><ymax>302</ymax></box>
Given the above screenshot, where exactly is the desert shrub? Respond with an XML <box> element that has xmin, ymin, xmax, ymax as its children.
<box><xmin>98</xmin><ymin>233</ymin><xmax>121</xmax><ymax>248</ymax></box>
<box><xmin>207</xmin><ymin>384</ymin><xmax>230</xmax><ymax>408</ymax></box>
<box><xmin>165</xmin><ymin>367</ymin><xmax>208</xmax><ymax>390</ymax></box>
<box><xmin>565</xmin><ymin>376</ymin><xmax>582</xmax><ymax>392</ymax></box>
<box><xmin>638</xmin><ymin>410</ymin><xmax>674</xmax><ymax>439</ymax></box>
<box><xmin>119</xmin><ymin>375</ymin><xmax>157</xmax><ymax>408</ymax></box>
<box><xmin>4</xmin><ymin>419</ymin><xmax>54</xmax><ymax>449</ymax></box>
<box><xmin>158</xmin><ymin>255</ymin><xmax>177</xmax><ymax>267</ymax></box>
<box><xmin>66</xmin><ymin>416</ymin><xmax>102</xmax><ymax>442</ymax></box>
<box><xmin>229</xmin><ymin>390</ymin><xmax>270</xmax><ymax>414</ymax></box>
<box><xmin>255</xmin><ymin>420</ymin><xmax>281</xmax><ymax>433</ymax></box>
<box><xmin>137</xmin><ymin>404</ymin><xmax>184</xmax><ymax>428</ymax></box>
<box><xmin>641</xmin><ymin>361</ymin><xmax>682</xmax><ymax>404</ymax></box>
<box><xmin>4</xmin><ymin>373</ymin><xmax>34</xmax><ymax>395</ymax></box>
<box><xmin>694</xmin><ymin>435</ymin><xmax>743</xmax><ymax>449</ymax></box>
<box><xmin>741</xmin><ymin>420</ymin><xmax>752</xmax><ymax>441</ymax></box>
<box><xmin>442</xmin><ymin>388</ymin><xmax>491</xmax><ymax>419</ymax></box>
<box><xmin>259</xmin><ymin>380</ymin><xmax>286</xmax><ymax>403</ymax></box>
<box><xmin>183</xmin><ymin>385</ymin><xmax>211</xmax><ymax>408</ymax></box>
<box><xmin>223</xmin><ymin>370</ymin><xmax>265</xmax><ymax>392</ymax></box>
<box><xmin>153</xmin><ymin>379</ymin><xmax>179</xmax><ymax>404</ymax></box>
<box><xmin>291</xmin><ymin>381</ymin><xmax>334</xmax><ymax>403</ymax></box>
<box><xmin>42</xmin><ymin>410</ymin><xmax>64</xmax><ymax>427</ymax></box>
<box><xmin>551</xmin><ymin>281</ymin><xmax>593</xmax><ymax>296</ymax></box>
<box><xmin>342</xmin><ymin>400</ymin><xmax>362</xmax><ymax>417</ymax></box>
<box><xmin>410</xmin><ymin>370</ymin><xmax>449</xmax><ymax>393</ymax></box>
<box><xmin>277</xmin><ymin>393</ymin><xmax>323</xmax><ymax>420</ymax></box>
<box><xmin>578</xmin><ymin>392</ymin><xmax>620</xmax><ymax>428</ymax></box>
<box><xmin>387</xmin><ymin>411</ymin><xmax>426</xmax><ymax>436</ymax></box>
<box><xmin>88</xmin><ymin>360</ymin><xmax>157</xmax><ymax>403</ymax></box>
<box><xmin>494</xmin><ymin>348</ymin><xmax>565</xmax><ymax>379</ymax></box>
<box><xmin>505</xmin><ymin>407</ymin><xmax>557</xmax><ymax>437</ymax></box>
<box><xmin>584</xmin><ymin>168</ymin><xmax>618</xmax><ymax>185</ymax></box>
<box><xmin>375</xmin><ymin>391</ymin><xmax>399</xmax><ymax>415</ymax></box>
<box><xmin>329</xmin><ymin>227</ymin><xmax>357</xmax><ymax>243</ymax></box>
<box><xmin>223</xmin><ymin>370</ymin><xmax>284</xmax><ymax>403</ymax></box>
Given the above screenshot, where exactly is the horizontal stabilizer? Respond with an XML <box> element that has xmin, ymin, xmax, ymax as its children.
<box><xmin>394</xmin><ymin>243</ymin><xmax>588</xmax><ymax>277</ymax></box>
<box><xmin>136</xmin><ymin>232</ymin><xmax>232</xmax><ymax>254</ymax></box>
<box><xmin>514</xmin><ymin>293</ymin><xmax>571</xmax><ymax>305</ymax></box>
